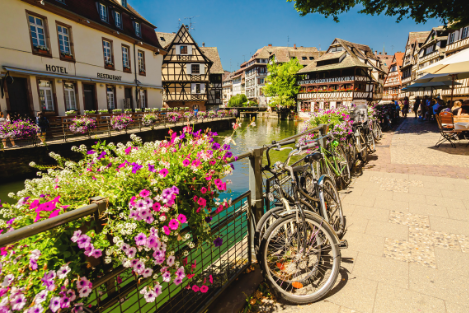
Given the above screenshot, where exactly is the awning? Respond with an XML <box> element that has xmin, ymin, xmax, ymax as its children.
<box><xmin>2</xmin><ymin>66</ymin><xmax>162</xmax><ymax>89</ymax></box>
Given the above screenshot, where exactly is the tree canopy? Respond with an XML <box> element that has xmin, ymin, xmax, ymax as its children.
<box><xmin>264</xmin><ymin>57</ymin><xmax>303</xmax><ymax>109</ymax></box>
<box><xmin>227</xmin><ymin>94</ymin><xmax>248</xmax><ymax>107</ymax></box>
<box><xmin>287</xmin><ymin>0</ymin><xmax>469</xmax><ymax>29</ymax></box>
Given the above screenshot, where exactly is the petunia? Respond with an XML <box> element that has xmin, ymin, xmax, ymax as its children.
<box><xmin>97</xmin><ymin>151</ymin><xmax>106</xmax><ymax>160</ymax></box>
<box><xmin>163</xmin><ymin>226</ymin><xmax>171</xmax><ymax>235</ymax></box>
<box><xmin>162</xmin><ymin>272</ymin><xmax>171</xmax><ymax>282</ymax></box>
<box><xmin>159</xmin><ymin>168</ymin><xmax>168</xmax><ymax>178</ymax></box>
<box><xmin>205</xmin><ymin>216</ymin><xmax>212</xmax><ymax>223</ymax></box>
<box><xmin>26</xmin><ymin>304</ymin><xmax>44</xmax><ymax>313</ymax></box>
<box><xmin>177</xmin><ymin>214</ymin><xmax>187</xmax><ymax>224</ymax></box>
<box><xmin>34</xmin><ymin>290</ymin><xmax>48</xmax><ymax>304</ymax></box>
<box><xmin>182</xmin><ymin>159</ymin><xmax>191</xmax><ymax>167</ymax></box>
<box><xmin>154</xmin><ymin>284</ymin><xmax>163</xmax><ymax>297</ymax></box>
<box><xmin>78</xmin><ymin>286</ymin><xmax>91</xmax><ymax>298</ymax></box>
<box><xmin>57</xmin><ymin>265</ymin><xmax>71</xmax><ymax>279</ymax></box>
<box><xmin>142</xmin><ymin>268</ymin><xmax>153</xmax><ymax>278</ymax></box>
<box><xmin>200</xmin><ymin>285</ymin><xmax>209</xmax><ymax>293</ymax></box>
<box><xmin>60</xmin><ymin>296</ymin><xmax>71</xmax><ymax>309</ymax></box>
<box><xmin>152</xmin><ymin>202</ymin><xmax>161</xmax><ymax>212</ymax></box>
<box><xmin>214</xmin><ymin>237</ymin><xmax>223</xmax><ymax>247</ymax></box>
<box><xmin>145</xmin><ymin>215</ymin><xmax>154</xmax><ymax>224</ymax></box>
<box><xmin>91</xmin><ymin>248</ymin><xmax>102</xmax><ymax>258</ymax></box>
<box><xmin>49</xmin><ymin>297</ymin><xmax>61</xmax><ymax>313</ymax></box>
<box><xmin>197</xmin><ymin>198</ymin><xmax>206</xmax><ymax>207</ymax></box>
<box><xmin>200</xmin><ymin>187</ymin><xmax>207</xmax><ymax>194</ymax></box>
<box><xmin>125</xmin><ymin>146</ymin><xmax>132</xmax><ymax>155</ymax></box>
<box><xmin>11</xmin><ymin>294</ymin><xmax>26</xmax><ymax>311</ymax></box>
<box><xmin>87</xmin><ymin>150</ymin><xmax>95</xmax><ymax>155</ymax></box>
<box><xmin>192</xmin><ymin>285</ymin><xmax>200</xmax><ymax>292</ymax></box>
<box><xmin>139</xmin><ymin>189</ymin><xmax>151</xmax><ymax>198</ymax></box>
<box><xmin>168</xmin><ymin>219</ymin><xmax>179</xmax><ymax>231</ymax></box>
<box><xmin>48</xmin><ymin>209</ymin><xmax>60</xmax><ymax>219</ymax></box>
<box><xmin>134</xmin><ymin>233</ymin><xmax>147</xmax><ymax>246</ymax></box>
<box><xmin>173</xmin><ymin>277</ymin><xmax>183</xmax><ymax>285</ymax></box>
<box><xmin>166</xmin><ymin>255</ymin><xmax>175</xmax><ymax>267</ymax></box>
<box><xmin>127</xmin><ymin>247</ymin><xmax>137</xmax><ymax>258</ymax></box>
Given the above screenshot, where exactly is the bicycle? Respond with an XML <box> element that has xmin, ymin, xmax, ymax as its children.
<box><xmin>256</xmin><ymin>140</ymin><xmax>345</xmax><ymax>304</ymax></box>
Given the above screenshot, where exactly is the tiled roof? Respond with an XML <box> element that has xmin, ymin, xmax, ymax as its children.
<box><xmin>298</xmin><ymin>55</ymin><xmax>371</xmax><ymax>73</ymax></box>
<box><xmin>247</xmin><ymin>46</ymin><xmax>319</xmax><ymax>63</ymax></box>
<box><xmin>393</xmin><ymin>52</ymin><xmax>405</xmax><ymax>67</ymax></box>
<box><xmin>155</xmin><ymin>32</ymin><xmax>176</xmax><ymax>49</ymax></box>
<box><xmin>200</xmin><ymin>47</ymin><xmax>224</xmax><ymax>74</ymax></box>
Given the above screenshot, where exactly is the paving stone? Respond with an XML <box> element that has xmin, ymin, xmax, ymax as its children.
<box><xmin>374</xmin><ymin>199</ymin><xmax>409</xmax><ymax>211</ymax></box>
<box><xmin>365</xmin><ymin>220</ymin><xmax>409</xmax><ymax>241</ymax></box>
<box><xmin>409</xmin><ymin>226</ymin><xmax>461</xmax><ymax>251</ymax></box>
<box><xmin>409</xmin><ymin>264</ymin><xmax>469</xmax><ymax>307</ymax></box>
<box><xmin>426</xmin><ymin>195</ymin><xmax>466</xmax><ymax>209</ymax></box>
<box><xmin>408</xmin><ymin>202</ymin><xmax>449</xmax><ymax>218</ymax></box>
<box><xmin>326</xmin><ymin>277</ymin><xmax>378</xmax><ymax>313</ymax></box>
<box><xmin>392</xmin><ymin>192</ymin><xmax>426</xmax><ymax>204</ymax></box>
<box><xmin>457</xmin><ymin>235</ymin><xmax>469</xmax><ymax>253</ymax></box>
<box><xmin>445</xmin><ymin>302</ymin><xmax>469</xmax><ymax>313</ymax></box>
<box><xmin>407</xmin><ymin>186</ymin><xmax>442</xmax><ymax>197</ymax></box>
<box><xmin>339</xmin><ymin>307</ymin><xmax>363</xmax><ymax>313</ymax></box>
<box><xmin>374</xmin><ymin>283</ymin><xmax>446</xmax><ymax>313</ymax></box>
<box><xmin>352</xmin><ymin>253</ymin><xmax>409</xmax><ymax>288</ymax></box>
<box><xmin>434</xmin><ymin>248</ymin><xmax>469</xmax><ymax>277</ymax></box>
<box><xmin>447</xmin><ymin>208</ymin><xmax>469</xmax><ymax>221</ymax></box>
<box><xmin>351</xmin><ymin>206</ymin><xmax>390</xmax><ymax>222</ymax></box>
<box><xmin>345</xmin><ymin>216</ymin><xmax>369</xmax><ymax>234</ymax></box>
<box><xmin>340</xmin><ymin>249</ymin><xmax>358</xmax><ymax>273</ymax></box>
<box><xmin>342</xmin><ymin>195</ymin><xmax>375</xmax><ymax>207</ymax></box>
<box><xmin>383</xmin><ymin>238</ymin><xmax>436</xmax><ymax>268</ymax></box>
<box><xmin>344</xmin><ymin>231</ymin><xmax>385</xmax><ymax>257</ymax></box>
<box><xmin>429</xmin><ymin>216</ymin><xmax>469</xmax><ymax>236</ymax></box>
<box><xmin>389</xmin><ymin>211</ymin><xmax>430</xmax><ymax>228</ymax></box>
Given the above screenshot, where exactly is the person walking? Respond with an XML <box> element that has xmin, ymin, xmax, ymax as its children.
<box><xmin>0</xmin><ymin>112</ymin><xmax>18</xmax><ymax>148</ymax></box>
<box><xmin>403</xmin><ymin>97</ymin><xmax>410</xmax><ymax>118</ymax></box>
<box><xmin>35</xmin><ymin>112</ymin><xmax>49</xmax><ymax>144</ymax></box>
<box><xmin>414</xmin><ymin>96</ymin><xmax>421</xmax><ymax>118</ymax></box>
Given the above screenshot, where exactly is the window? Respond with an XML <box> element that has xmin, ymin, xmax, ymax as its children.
<box><xmin>103</xmin><ymin>40</ymin><xmax>113</xmax><ymax>66</ymax></box>
<box><xmin>138</xmin><ymin>50</ymin><xmax>145</xmax><ymax>74</ymax></box>
<box><xmin>107</xmin><ymin>86</ymin><xmax>115</xmax><ymax>109</ymax></box>
<box><xmin>64</xmin><ymin>83</ymin><xmax>76</xmax><ymax>111</ymax></box>
<box><xmin>196</xmin><ymin>84</ymin><xmax>201</xmax><ymax>93</ymax></box>
<box><xmin>302</xmin><ymin>56</ymin><xmax>307</xmax><ymax>60</ymax></box>
<box><xmin>57</xmin><ymin>25</ymin><xmax>71</xmax><ymax>55</ymax></box>
<box><xmin>114</xmin><ymin>11</ymin><xmax>122</xmax><ymax>28</ymax></box>
<box><xmin>38</xmin><ymin>80</ymin><xmax>54</xmax><ymax>112</ymax></box>
<box><xmin>139</xmin><ymin>89</ymin><xmax>146</xmax><ymax>108</ymax></box>
<box><xmin>390</xmin><ymin>65</ymin><xmax>397</xmax><ymax>72</ymax></box>
<box><xmin>98</xmin><ymin>3</ymin><xmax>108</xmax><ymax>22</ymax></box>
<box><xmin>449</xmin><ymin>33</ymin><xmax>455</xmax><ymax>44</ymax></box>
<box><xmin>330</xmin><ymin>46</ymin><xmax>343</xmax><ymax>53</ymax></box>
<box><xmin>122</xmin><ymin>0</ymin><xmax>127</xmax><ymax>8</ymax></box>
<box><xmin>191</xmin><ymin>83</ymin><xmax>205</xmax><ymax>94</ymax></box>
<box><xmin>309</xmin><ymin>57</ymin><xmax>314</xmax><ymax>60</ymax></box>
<box><xmin>462</xmin><ymin>27</ymin><xmax>469</xmax><ymax>39</ymax></box>
<box><xmin>134</xmin><ymin>22</ymin><xmax>141</xmax><ymax>37</ymax></box>
<box><xmin>259</xmin><ymin>78</ymin><xmax>264</xmax><ymax>84</ymax></box>
<box><xmin>191</xmin><ymin>64</ymin><xmax>200</xmax><ymax>74</ymax></box>
<box><xmin>426</xmin><ymin>45</ymin><xmax>434</xmax><ymax>55</ymax></box>
<box><xmin>28</xmin><ymin>15</ymin><xmax>47</xmax><ymax>49</ymax></box>
<box><xmin>180</xmin><ymin>46</ymin><xmax>188</xmax><ymax>54</ymax></box>
<box><xmin>122</xmin><ymin>45</ymin><xmax>130</xmax><ymax>71</ymax></box>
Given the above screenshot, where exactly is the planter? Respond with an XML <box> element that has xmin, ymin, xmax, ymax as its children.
<box><xmin>37</xmin><ymin>49</ymin><xmax>48</xmax><ymax>54</ymax></box>
<box><xmin>62</xmin><ymin>54</ymin><xmax>73</xmax><ymax>60</ymax></box>
<box><xmin>105</xmin><ymin>64</ymin><xmax>114</xmax><ymax>69</ymax></box>
<box><xmin>139</xmin><ymin>71</ymin><xmax>146</xmax><ymax>75</ymax></box>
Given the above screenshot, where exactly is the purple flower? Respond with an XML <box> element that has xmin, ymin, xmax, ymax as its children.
<box><xmin>91</xmin><ymin>248</ymin><xmax>102</xmax><ymax>258</ymax></box>
<box><xmin>131</xmin><ymin>163</ymin><xmax>143</xmax><ymax>174</ymax></box>
<box><xmin>50</xmin><ymin>297</ymin><xmax>61</xmax><ymax>312</ymax></box>
<box><xmin>145</xmin><ymin>215</ymin><xmax>154</xmax><ymax>224</ymax></box>
<box><xmin>30</xmin><ymin>259</ymin><xmax>38</xmax><ymax>270</ymax></box>
<box><xmin>135</xmin><ymin>233</ymin><xmax>147</xmax><ymax>246</ymax></box>
<box><xmin>77</xmin><ymin>235</ymin><xmax>91</xmax><ymax>249</ymax></box>
<box><xmin>148</xmin><ymin>164</ymin><xmax>156</xmax><ymax>172</ymax></box>
<box><xmin>214</xmin><ymin>237</ymin><xmax>223</xmax><ymax>247</ymax></box>
<box><xmin>97</xmin><ymin>151</ymin><xmax>107</xmax><ymax>160</ymax></box>
<box><xmin>171</xmin><ymin>186</ymin><xmax>179</xmax><ymax>195</ymax></box>
<box><xmin>60</xmin><ymin>296</ymin><xmax>71</xmax><ymax>309</ymax></box>
<box><xmin>11</xmin><ymin>294</ymin><xmax>27</xmax><ymax>311</ymax></box>
<box><xmin>127</xmin><ymin>247</ymin><xmax>137</xmax><ymax>258</ymax></box>
<box><xmin>134</xmin><ymin>261</ymin><xmax>145</xmax><ymax>274</ymax></box>
<box><xmin>212</xmin><ymin>142</ymin><xmax>220</xmax><ymax>150</ymax></box>
<box><xmin>87</xmin><ymin>150</ymin><xmax>95</xmax><ymax>155</ymax></box>
<box><xmin>173</xmin><ymin>277</ymin><xmax>183</xmax><ymax>285</ymax></box>
<box><xmin>205</xmin><ymin>216</ymin><xmax>212</xmax><ymax>223</ymax></box>
<box><xmin>222</xmin><ymin>144</ymin><xmax>231</xmax><ymax>151</ymax></box>
<box><xmin>224</xmin><ymin>151</ymin><xmax>233</xmax><ymax>159</ymax></box>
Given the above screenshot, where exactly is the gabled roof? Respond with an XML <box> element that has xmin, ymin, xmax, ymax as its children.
<box><xmin>247</xmin><ymin>46</ymin><xmax>320</xmax><ymax>64</ymax></box>
<box><xmin>298</xmin><ymin>55</ymin><xmax>371</xmax><ymax>73</ymax></box>
<box><xmin>200</xmin><ymin>47</ymin><xmax>224</xmax><ymax>74</ymax></box>
<box><xmin>162</xmin><ymin>25</ymin><xmax>212</xmax><ymax>65</ymax></box>
<box><xmin>155</xmin><ymin>32</ymin><xmax>176</xmax><ymax>49</ymax></box>
<box><xmin>393</xmin><ymin>52</ymin><xmax>405</xmax><ymax>67</ymax></box>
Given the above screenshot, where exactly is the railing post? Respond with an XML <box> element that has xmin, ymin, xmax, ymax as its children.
<box><xmin>248</xmin><ymin>147</ymin><xmax>263</xmax><ymax>260</ymax></box>
<box><xmin>318</xmin><ymin>123</ymin><xmax>328</xmax><ymax>146</ymax></box>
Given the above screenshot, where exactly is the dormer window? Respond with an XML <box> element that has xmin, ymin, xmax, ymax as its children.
<box><xmin>122</xmin><ymin>0</ymin><xmax>127</xmax><ymax>8</ymax></box>
<box><xmin>302</xmin><ymin>56</ymin><xmax>307</xmax><ymax>60</ymax></box>
<box><xmin>114</xmin><ymin>11</ymin><xmax>122</xmax><ymax>28</ymax></box>
<box><xmin>98</xmin><ymin>3</ymin><xmax>108</xmax><ymax>22</ymax></box>
<box><xmin>449</xmin><ymin>33</ymin><xmax>455</xmax><ymax>44</ymax></box>
<box><xmin>134</xmin><ymin>21</ymin><xmax>141</xmax><ymax>37</ymax></box>
<box><xmin>462</xmin><ymin>27</ymin><xmax>469</xmax><ymax>39</ymax></box>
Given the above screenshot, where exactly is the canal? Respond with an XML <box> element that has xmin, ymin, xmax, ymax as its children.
<box><xmin>0</xmin><ymin>118</ymin><xmax>306</xmax><ymax>204</ymax></box>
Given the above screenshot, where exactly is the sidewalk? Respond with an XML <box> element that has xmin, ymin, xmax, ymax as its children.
<box><xmin>256</xmin><ymin>115</ymin><xmax>469</xmax><ymax>313</ymax></box>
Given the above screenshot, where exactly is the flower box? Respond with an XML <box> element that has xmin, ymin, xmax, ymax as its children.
<box><xmin>139</xmin><ymin>70</ymin><xmax>146</xmax><ymax>75</ymax></box>
<box><xmin>105</xmin><ymin>63</ymin><xmax>114</xmax><ymax>69</ymax></box>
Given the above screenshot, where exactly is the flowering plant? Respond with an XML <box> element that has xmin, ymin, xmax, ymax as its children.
<box><xmin>0</xmin><ymin>123</ymin><xmax>237</xmax><ymax>312</ymax></box>
<box><xmin>69</xmin><ymin>117</ymin><xmax>96</xmax><ymax>134</ymax></box>
<box><xmin>0</xmin><ymin>119</ymin><xmax>38</xmax><ymax>140</ymax></box>
<box><xmin>65</xmin><ymin>110</ymin><xmax>76</xmax><ymax>116</ymax></box>
<box><xmin>197</xmin><ymin>111</ymin><xmax>207</xmax><ymax>119</ymax></box>
<box><xmin>142</xmin><ymin>114</ymin><xmax>158</xmax><ymax>127</ymax></box>
<box><xmin>217</xmin><ymin>110</ymin><xmax>227</xmax><ymax>118</ymax></box>
<box><xmin>166</xmin><ymin>112</ymin><xmax>180</xmax><ymax>122</ymax></box>
<box><xmin>110</xmin><ymin>114</ymin><xmax>133</xmax><ymax>131</ymax></box>
<box><xmin>303</xmin><ymin>108</ymin><xmax>353</xmax><ymax>143</ymax></box>
<box><xmin>183</xmin><ymin>112</ymin><xmax>193</xmax><ymax>119</ymax></box>
<box><xmin>208</xmin><ymin>111</ymin><xmax>216</xmax><ymax>118</ymax></box>
<box><xmin>228</xmin><ymin>109</ymin><xmax>238</xmax><ymax>117</ymax></box>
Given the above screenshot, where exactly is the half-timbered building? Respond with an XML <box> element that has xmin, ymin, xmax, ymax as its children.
<box><xmin>416</xmin><ymin>27</ymin><xmax>449</xmax><ymax>80</ymax></box>
<box><xmin>297</xmin><ymin>38</ymin><xmax>385</xmax><ymax>118</ymax></box>
<box><xmin>383</xmin><ymin>52</ymin><xmax>404</xmax><ymax>101</ymax></box>
<box><xmin>157</xmin><ymin>25</ymin><xmax>223</xmax><ymax>110</ymax></box>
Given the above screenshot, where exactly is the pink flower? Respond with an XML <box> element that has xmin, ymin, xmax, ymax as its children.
<box><xmin>48</xmin><ymin>209</ymin><xmax>60</xmax><ymax>219</ymax></box>
<box><xmin>159</xmin><ymin>168</ymin><xmax>168</xmax><ymax>178</ymax></box>
<box><xmin>200</xmin><ymin>285</ymin><xmax>209</xmax><ymax>293</ymax></box>
<box><xmin>192</xmin><ymin>285</ymin><xmax>200</xmax><ymax>292</ymax></box>
<box><xmin>134</xmin><ymin>233</ymin><xmax>147</xmax><ymax>246</ymax></box>
<box><xmin>200</xmin><ymin>187</ymin><xmax>207</xmax><ymax>194</ymax></box>
<box><xmin>125</xmin><ymin>146</ymin><xmax>132</xmax><ymax>155</ymax></box>
<box><xmin>209</xmin><ymin>275</ymin><xmax>213</xmax><ymax>284</ymax></box>
<box><xmin>177</xmin><ymin>214</ymin><xmax>187</xmax><ymax>224</ymax></box>
<box><xmin>193</xmin><ymin>196</ymin><xmax>198</xmax><ymax>202</ymax></box>
<box><xmin>152</xmin><ymin>202</ymin><xmax>161</xmax><ymax>212</ymax></box>
<box><xmin>197</xmin><ymin>198</ymin><xmax>206</xmax><ymax>207</ymax></box>
<box><xmin>139</xmin><ymin>189</ymin><xmax>150</xmax><ymax>198</ymax></box>
<box><xmin>168</xmin><ymin>219</ymin><xmax>179</xmax><ymax>230</ymax></box>
<box><xmin>205</xmin><ymin>175</ymin><xmax>212</xmax><ymax>181</ymax></box>
<box><xmin>214</xmin><ymin>179</ymin><xmax>222</xmax><ymax>186</ymax></box>
<box><xmin>163</xmin><ymin>226</ymin><xmax>171</xmax><ymax>235</ymax></box>
<box><xmin>191</xmin><ymin>159</ymin><xmax>201</xmax><ymax>167</ymax></box>
<box><xmin>182</xmin><ymin>159</ymin><xmax>191</xmax><ymax>167</ymax></box>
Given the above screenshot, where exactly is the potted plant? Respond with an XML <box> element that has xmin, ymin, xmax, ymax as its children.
<box><xmin>61</xmin><ymin>51</ymin><xmax>73</xmax><ymax>60</ymax></box>
<box><xmin>110</xmin><ymin>114</ymin><xmax>133</xmax><ymax>131</ymax></box>
<box><xmin>84</xmin><ymin>110</ymin><xmax>96</xmax><ymax>115</ymax></box>
<box><xmin>98</xmin><ymin>109</ymin><xmax>108</xmax><ymax>114</ymax></box>
<box><xmin>69</xmin><ymin>117</ymin><xmax>96</xmax><ymax>134</ymax></box>
<box><xmin>105</xmin><ymin>61</ymin><xmax>114</xmax><ymax>69</ymax></box>
<box><xmin>135</xmin><ymin>108</ymin><xmax>142</xmax><ymax>113</ymax></box>
<box><xmin>123</xmin><ymin>66</ymin><xmax>131</xmax><ymax>72</ymax></box>
<box><xmin>65</xmin><ymin>110</ymin><xmax>76</xmax><ymax>116</ymax></box>
<box><xmin>139</xmin><ymin>68</ymin><xmax>146</xmax><ymax>75</ymax></box>
<box><xmin>112</xmin><ymin>109</ymin><xmax>122</xmax><ymax>114</ymax></box>
<box><xmin>34</xmin><ymin>45</ymin><xmax>49</xmax><ymax>54</ymax></box>
<box><xmin>124</xmin><ymin>109</ymin><xmax>133</xmax><ymax>113</ymax></box>
<box><xmin>151</xmin><ymin>108</ymin><xmax>159</xmax><ymax>112</ymax></box>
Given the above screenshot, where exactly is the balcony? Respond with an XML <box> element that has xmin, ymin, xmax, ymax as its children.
<box><xmin>441</xmin><ymin>87</ymin><xmax>469</xmax><ymax>96</ymax></box>
<box><xmin>401</xmin><ymin>76</ymin><xmax>412</xmax><ymax>85</ymax></box>
<box><xmin>298</xmin><ymin>75</ymin><xmax>368</xmax><ymax>85</ymax></box>
<box><xmin>446</xmin><ymin>37</ymin><xmax>469</xmax><ymax>54</ymax></box>
<box><xmin>419</xmin><ymin>50</ymin><xmax>444</xmax><ymax>64</ymax></box>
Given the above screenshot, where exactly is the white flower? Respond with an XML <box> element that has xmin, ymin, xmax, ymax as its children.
<box><xmin>8</xmin><ymin>193</ymin><xmax>15</xmax><ymax>198</ymax></box>
<box><xmin>57</xmin><ymin>265</ymin><xmax>71</xmax><ymax>279</ymax></box>
<box><xmin>105</xmin><ymin>257</ymin><xmax>112</xmax><ymax>264</ymax></box>
<box><xmin>29</xmin><ymin>162</ymin><xmax>36</xmax><ymax>167</ymax></box>
<box><xmin>123</xmin><ymin>260</ymin><xmax>132</xmax><ymax>268</ymax></box>
<box><xmin>2</xmin><ymin>274</ymin><xmax>14</xmax><ymax>287</ymax></box>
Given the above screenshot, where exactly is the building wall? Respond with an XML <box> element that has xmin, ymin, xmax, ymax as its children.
<box><xmin>0</xmin><ymin>0</ymin><xmax>163</xmax><ymax>117</ymax></box>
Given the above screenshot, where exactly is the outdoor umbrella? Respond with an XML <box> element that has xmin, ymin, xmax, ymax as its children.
<box><xmin>401</xmin><ymin>81</ymin><xmax>462</xmax><ymax>92</ymax></box>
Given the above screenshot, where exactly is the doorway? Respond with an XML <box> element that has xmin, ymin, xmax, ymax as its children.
<box><xmin>83</xmin><ymin>84</ymin><xmax>96</xmax><ymax>111</ymax></box>
<box><xmin>6</xmin><ymin>77</ymin><xmax>31</xmax><ymax>117</ymax></box>
<box><xmin>124</xmin><ymin>87</ymin><xmax>133</xmax><ymax>109</ymax></box>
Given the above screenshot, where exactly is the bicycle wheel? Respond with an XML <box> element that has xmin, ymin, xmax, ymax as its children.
<box><xmin>343</xmin><ymin>136</ymin><xmax>357</xmax><ymax>170</ymax></box>
<box><xmin>372</xmin><ymin>120</ymin><xmax>380</xmax><ymax>142</ymax></box>
<box><xmin>366</xmin><ymin>128</ymin><xmax>376</xmax><ymax>153</ymax></box>
<box><xmin>377</xmin><ymin>122</ymin><xmax>382</xmax><ymax>139</ymax></box>
<box><xmin>255</xmin><ymin>206</ymin><xmax>285</xmax><ymax>254</ymax></box>
<box><xmin>314</xmin><ymin>158</ymin><xmax>332</xmax><ymax>181</ymax></box>
<box><xmin>333</xmin><ymin>145</ymin><xmax>351</xmax><ymax>187</ymax></box>
<box><xmin>319</xmin><ymin>175</ymin><xmax>345</xmax><ymax>238</ymax></box>
<box><xmin>259</xmin><ymin>211</ymin><xmax>341</xmax><ymax>304</ymax></box>
<box><xmin>359</xmin><ymin>132</ymin><xmax>368</xmax><ymax>163</ymax></box>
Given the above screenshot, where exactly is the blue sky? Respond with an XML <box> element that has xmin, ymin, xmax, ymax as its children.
<box><xmin>132</xmin><ymin>0</ymin><xmax>440</xmax><ymax>71</ymax></box>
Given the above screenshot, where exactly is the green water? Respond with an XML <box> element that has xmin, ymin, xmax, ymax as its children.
<box><xmin>0</xmin><ymin>118</ymin><xmax>306</xmax><ymax>203</ymax></box>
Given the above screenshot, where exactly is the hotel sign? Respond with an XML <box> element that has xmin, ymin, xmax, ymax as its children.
<box><xmin>298</xmin><ymin>76</ymin><xmax>355</xmax><ymax>85</ymax></box>
<box><xmin>97</xmin><ymin>73</ymin><xmax>122</xmax><ymax>81</ymax></box>
<box><xmin>46</xmin><ymin>65</ymin><xmax>68</xmax><ymax>74</ymax></box>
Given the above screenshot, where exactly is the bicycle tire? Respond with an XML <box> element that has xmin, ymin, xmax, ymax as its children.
<box><xmin>314</xmin><ymin>158</ymin><xmax>333</xmax><ymax>182</ymax></box>
<box><xmin>319</xmin><ymin>175</ymin><xmax>345</xmax><ymax>238</ymax></box>
<box><xmin>333</xmin><ymin>145</ymin><xmax>351</xmax><ymax>187</ymax></box>
<box><xmin>259</xmin><ymin>211</ymin><xmax>341</xmax><ymax>304</ymax></box>
<box><xmin>255</xmin><ymin>206</ymin><xmax>286</xmax><ymax>254</ymax></box>
<box><xmin>344</xmin><ymin>136</ymin><xmax>357</xmax><ymax>170</ymax></box>
<box><xmin>367</xmin><ymin>129</ymin><xmax>376</xmax><ymax>153</ymax></box>
<box><xmin>359</xmin><ymin>132</ymin><xmax>368</xmax><ymax>163</ymax></box>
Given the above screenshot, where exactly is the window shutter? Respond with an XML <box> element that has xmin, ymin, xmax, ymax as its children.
<box><xmin>201</xmin><ymin>83</ymin><xmax>206</xmax><ymax>94</ymax></box>
<box><xmin>186</xmin><ymin>64</ymin><xmax>191</xmax><ymax>75</ymax></box>
<box><xmin>187</xmin><ymin>45</ymin><xmax>192</xmax><ymax>55</ymax></box>
<box><xmin>191</xmin><ymin>83</ymin><xmax>196</xmax><ymax>94</ymax></box>
<box><xmin>200</xmin><ymin>64</ymin><xmax>205</xmax><ymax>75</ymax></box>
<box><xmin>175</xmin><ymin>45</ymin><xmax>180</xmax><ymax>55</ymax></box>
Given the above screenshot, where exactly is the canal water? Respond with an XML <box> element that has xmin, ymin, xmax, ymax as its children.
<box><xmin>0</xmin><ymin>118</ymin><xmax>307</xmax><ymax>204</ymax></box>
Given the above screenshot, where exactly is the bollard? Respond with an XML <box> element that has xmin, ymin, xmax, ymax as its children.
<box><xmin>248</xmin><ymin>147</ymin><xmax>264</xmax><ymax>260</ymax></box>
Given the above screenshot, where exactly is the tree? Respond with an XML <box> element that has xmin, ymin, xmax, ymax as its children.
<box><xmin>264</xmin><ymin>57</ymin><xmax>303</xmax><ymax>109</ymax></box>
<box><xmin>287</xmin><ymin>0</ymin><xmax>469</xmax><ymax>29</ymax></box>
<box><xmin>227</xmin><ymin>94</ymin><xmax>248</xmax><ymax>107</ymax></box>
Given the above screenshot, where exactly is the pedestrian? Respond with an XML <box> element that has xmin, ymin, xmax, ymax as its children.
<box><xmin>1</xmin><ymin>112</ymin><xmax>18</xmax><ymax>148</ymax></box>
<box><xmin>457</xmin><ymin>100</ymin><xmax>469</xmax><ymax>116</ymax></box>
<box><xmin>193</xmin><ymin>104</ymin><xmax>199</xmax><ymax>118</ymax></box>
<box><xmin>403</xmin><ymin>97</ymin><xmax>409</xmax><ymax>118</ymax></box>
<box><xmin>35</xmin><ymin>111</ymin><xmax>49</xmax><ymax>144</ymax></box>
<box><xmin>451</xmin><ymin>101</ymin><xmax>462</xmax><ymax>115</ymax></box>
<box><xmin>414</xmin><ymin>96</ymin><xmax>421</xmax><ymax>118</ymax></box>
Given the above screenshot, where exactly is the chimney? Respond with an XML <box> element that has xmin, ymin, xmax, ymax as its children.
<box><xmin>202</xmin><ymin>42</ymin><xmax>205</xmax><ymax>47</ymax></box>
<box><xmin>375</xmin><ymin>50</ymin><xmax>378</xmax><ymax>55</ymax></box>
<box><xmin>294</xmin><ymin>44</ymin><xmax>297</xmax><ymax>49</ymax></box>
<box><xmin>268</xmin><ymin>44</ymin><xmax>272</xmax><ymax>47</ymax></box>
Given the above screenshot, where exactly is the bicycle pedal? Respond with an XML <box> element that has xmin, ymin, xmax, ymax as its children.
<box><xmin>338</xmin><ymin>240</ymin><xmax>348</xmax><ymax>250</ymax></box>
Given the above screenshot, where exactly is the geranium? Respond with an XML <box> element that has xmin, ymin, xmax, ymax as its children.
<box><xmin>110</xmin><ymin>114</ymin><xmax>133</xmax><ymax>131</ymax></box>
<box><xmin>0</xmin><ymin>119</ymin><xmax>38</xmax><ymax>140</ymax></box>
<box><xmin>69</xmin><ymin>117</ymin><xmax>96</xmax><ymax>134</ymax></box>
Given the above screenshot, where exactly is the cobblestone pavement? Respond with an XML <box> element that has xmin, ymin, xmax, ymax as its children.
<box><xmin>256</xmin><ymin>115</ymin><xmax>469</xmax><ymax>313</ymax></box>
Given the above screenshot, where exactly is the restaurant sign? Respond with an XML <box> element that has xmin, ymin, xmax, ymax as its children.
<box><xmin>97</xmin><ymin>73</ymin><xmax>122</xmax><ymax>81</ymax></box>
